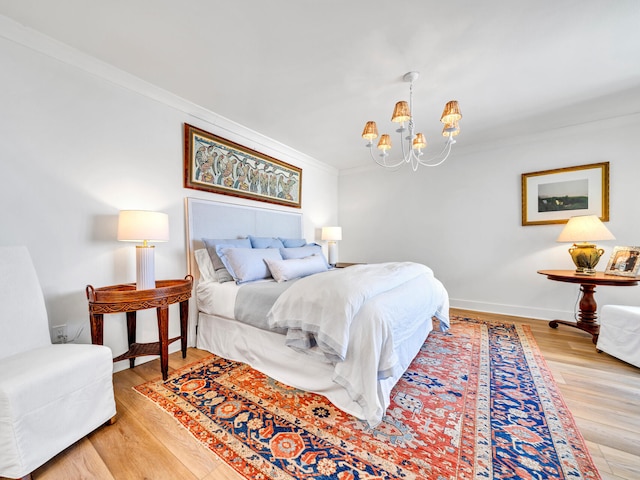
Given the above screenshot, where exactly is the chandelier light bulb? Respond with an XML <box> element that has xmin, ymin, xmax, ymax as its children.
<box><xmin>412</xmin><ymin>133</ymin><xmax>427</xmax><ymax>150</ymax></box>
<box><xmin>377</xmin><ymin>134</ymin><xmax>392</xmax><ymax>151</ymax></box>
<box><xmin>361</xmin><ymin>121</ymin><xmax>379</xmax><ymax>141</ymax></box>
<box><xmin>442</xmin><ymin>121</ymin><xmax>460</xmax><ymax>137</ymax></box>
<box><xmin>440</xmin><ymin>100</ymin><xmax>462</xmax><ymax>124</ymax></box>
<box><xmin>391</xmin><ymin>101</ymin><xmax>411</xmax><ymax>123</ymax></box>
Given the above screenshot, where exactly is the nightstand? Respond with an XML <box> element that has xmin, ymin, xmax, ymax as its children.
<box><xmin>335</xmin><ymin>262</ymin><xmax>364</xmax><ymax>268</ymax></box>
<box><xmin>86</xmin><ymin>276</ymin><xmax>192</xmax><ymax>380</ymax></box>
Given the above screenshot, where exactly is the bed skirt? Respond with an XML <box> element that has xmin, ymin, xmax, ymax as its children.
<box><xmin>196</xmin><ymin>312</ymin><xmax>434</xmax><ymax>423</ymax></box>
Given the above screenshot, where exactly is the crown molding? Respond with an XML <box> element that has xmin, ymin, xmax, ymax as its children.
<box><xmin>0</xmin><ymin>14</ymin><xmax>337</xmax><ymax>176</ymax></box>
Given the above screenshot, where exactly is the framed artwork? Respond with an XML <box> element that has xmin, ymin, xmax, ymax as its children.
<box><xmin>605</xmin><ymin>246</ymin><xmax>640</xmax><ymax>277</ymax></box>
<box><xmin>521</xmin><ymin>162</ymin><xmax>609</xmax><ymax>226</ymax></box>
<box><xmin>183</xmin><ymin>123</ymin><xmax>302</xmax><ymax>208</ymax></box>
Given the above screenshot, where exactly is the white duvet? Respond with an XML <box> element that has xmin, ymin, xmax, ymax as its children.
<box><xmin>267</xmin><ymin>262</ymin><xmax>449</xmax><ymax>425</ymax></box>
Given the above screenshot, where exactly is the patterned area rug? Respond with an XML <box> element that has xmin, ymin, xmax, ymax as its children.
<box><xmin>135</xmin><ymin>317</ymin><xmax>600</xmax><ymax>479</ymax></box>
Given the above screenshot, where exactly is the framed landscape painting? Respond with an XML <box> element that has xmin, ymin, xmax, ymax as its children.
<box><xmin>521</xmin><ymin>162</ymin><xmax>609</xmax><ymax>226</ymax></box>
<box><xmin>183</xmin><ymin>123</ymin><xmax>302</xmax><ymax>208</ymax></box>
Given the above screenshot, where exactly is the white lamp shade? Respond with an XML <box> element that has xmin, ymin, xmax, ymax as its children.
<box><xmin>556</xmin><ymin>215</ymin><xmax>615</xmax><ymax>243</ymax></box>
<box><xmin>117</xmin><ymin>210</ymin><xmax>170</xmax><ymax>243</ymax></box>
<box><xmin>321</xmin><ymin>226</ymin><xmax>342</xmax><ymax>242</ymax></box>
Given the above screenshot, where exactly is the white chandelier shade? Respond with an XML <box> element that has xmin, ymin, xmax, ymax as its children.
<box><xmin>361</xmin><ymin>72</ymin><xmax>462</xmax><ymax>171</ymax></box>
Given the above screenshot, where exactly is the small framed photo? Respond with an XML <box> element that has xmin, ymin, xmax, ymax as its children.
<box><xmin>605</xmin><ymin>246</ymin><xmax>640</xmax><ymax>277</ymax></box>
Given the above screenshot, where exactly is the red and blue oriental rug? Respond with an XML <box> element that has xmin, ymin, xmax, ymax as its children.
<box><xmin>135</xmin><ymin>317</ymin><xmax>600</xmax><ymax>479</ymax></box>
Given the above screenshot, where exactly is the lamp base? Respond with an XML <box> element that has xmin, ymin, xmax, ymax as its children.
<box><xmin>136</xmin><ymin>245</ymin><xmax>156</xmax><ymax>290</ymax></box>
<box><xmin>568</xmin><ymin>243</ymin><xmax>604</xmax><ymax>276</ymax></box>
<box><xmin>574</xmin><ymin>268</ymin><xmax>597</xmax><ymax>276</ymax></box>
<box><xmin>327</xmin><ymin>241</ymin><xmax>338</xmax><ymax>267</ymax></box>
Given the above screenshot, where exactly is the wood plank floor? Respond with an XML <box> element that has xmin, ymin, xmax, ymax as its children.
<box><xmin>11</xmin><ymin>309</ymin><xmax>639</xmax><ymax>480</ymax></box>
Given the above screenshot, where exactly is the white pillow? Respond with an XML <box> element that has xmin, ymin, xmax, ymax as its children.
<box><xmin>216</xmin><ymin>246</ymin><xmax>283</xmax><ymax>284</ymax></box>
<box><xmin>194</xmin><ymin>248</ymin><xmax>216</xmax><ymax>283</ymax></box>
<box><xmin>264</xmin><ymin>254</ymin><xmax>329</xmax><ymax>282</ymax></box>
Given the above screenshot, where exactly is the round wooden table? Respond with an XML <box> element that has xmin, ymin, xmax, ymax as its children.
<box><xmin>537</xmin><ymin>269</ymin><xmax>639</xmax><ymax>344</ymax></box>
<box><xmin>86</xmin><ymin>276</ymin><xmax>192</xmax><ymax>380</ymax></box>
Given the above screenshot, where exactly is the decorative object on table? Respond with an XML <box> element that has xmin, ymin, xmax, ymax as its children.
<box><xmin>556</xmin><ymin>214</ymin><xmax>615</xmax><ymax>275</ymax></box>
<box><xmin>117</xmin><ymin>210</ymin><xmax>169</xmax><ymax>290</ymax></box>
<box><xmin>521</xmin><ymin>162</ymin><xmax>609</xmax><ymax>226</ymax></box>
<box><xmin>184</xmin><ymin>123</ymin><xmax>302</xmax><ymax>208</ymax></box>
<box><xmin>604</xmin><ymin>246</ymin><xmax>640</xmax><ymax>277</ymax></box>
<box><xmin>136</xmin><ymin>316</ymin><xmax>600</xmax><ymax>480</ymax></box>
<box><xmin>361</xmin><ymin>71</ymin><xmax>462</xmax><ymax>171</ymax></box>
<box><xmin>321</xmin><ymin>226</ymin><xmax>342</xmax><ymax>266</ymax></box>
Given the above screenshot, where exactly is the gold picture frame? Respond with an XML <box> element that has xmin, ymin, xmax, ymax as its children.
<box><xmin>605</xmin><ymin>246</ymin><xmax>640</xmax><ymax>277</ymax></box>
<box><xmin>183</xmin><ymin>123</ymin><xmax>302</xmax><ymax>208</ymax></box>
<box><xmin>521</xmin><ymin>162</ymin><xmax>609</xmax><ymax>226</ymax></box>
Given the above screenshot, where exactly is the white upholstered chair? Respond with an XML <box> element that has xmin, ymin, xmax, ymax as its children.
<box><xmin>0</xmin><ymin>246</ymin><xmax>116</xmax><ymax>479</ymax></box>
<box><xmin>597</xmin><ymin>304</ymin><xmax>640</xmax><ymax>368</ymax></box>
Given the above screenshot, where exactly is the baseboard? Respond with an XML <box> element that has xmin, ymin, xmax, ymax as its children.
<box><xmin>450</xmin><ymin>299</ymin><xmax>573</xmax><ymax>322</ymax></box>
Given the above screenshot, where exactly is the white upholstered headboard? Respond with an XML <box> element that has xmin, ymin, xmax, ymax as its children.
<box><xmin>185</xmin><ymin>197</ymin><xmax>303</xmax><ymax>279</ymax></box>
<box><xmin>184</xmin><ymin>197</ymin><xmax>303</xmax><ymax>345</ymax></box>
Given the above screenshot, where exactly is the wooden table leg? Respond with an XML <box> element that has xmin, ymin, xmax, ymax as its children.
<box><xmin>179</xmin><ymin>299</ymin><xmax>188</xmax><ymax>358</ymax></box>
<box><xmin>90</xmin><ymin>313</ymin><xmax>104</xmax><ymax>345</ymax></box>
<box><xmin>126</xmin><ymin>311</ymin><xmax>137</xmax><ymax>369</ymax></box>
<box><xmin>157</xmin><ymin>306</ymin><xmax>169</xmax><ymax>380</ymax></box>
<box><xmin>549</xmin><ymin>283</ymin><xmax>600</xmax><ymax>344</ymax></box>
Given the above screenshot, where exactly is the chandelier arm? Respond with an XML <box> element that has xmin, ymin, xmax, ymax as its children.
<box><xmin>416</xmin><ymin>140</ymin><xmax>454</xmax><ymax>167</ymax></box>
<box><xmin>409</xmin><ymin>149</ymin><xmax>423</xmax><ymax>171</ymax></box>
<box><xmin>376</xmin><ymin>159</ymin><xmax>404</xmax><ymax>169</ymax></box>
<box><xmin>368</xmin><ymin>144</ymin><xmax>405</xmax><ymax>169</ymax></box>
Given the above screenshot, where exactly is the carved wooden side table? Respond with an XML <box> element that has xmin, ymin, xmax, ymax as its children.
<box><xmin>86</xmin><ymin>276</ymin><xmax>192</xmax><ymax>380</ymax></box>
<box><xmin>537</xmin><ymin>269</ymin><xmax>638</xmax><ymax>344</ymax></box>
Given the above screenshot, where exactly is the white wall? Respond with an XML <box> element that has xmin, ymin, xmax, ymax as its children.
<box><xmin>0</xmin><ymin>21</ymin><xmax>338</xmax><ymax>371</ymax></box>
<box><xmin>3</xmin><ymin>14</ymin><xmax>638</xmax><ymax>371</ymax></box>
<box><xmin>339</xmin><ymin>113</ymin><xmax>640</xmax><ymax>320</ymax></box>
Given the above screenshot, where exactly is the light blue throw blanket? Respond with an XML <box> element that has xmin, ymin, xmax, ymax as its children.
<box><xmin>267</xmin><ymin>262</ymin><xmax>450</xmax><ymax>363</ymax></box>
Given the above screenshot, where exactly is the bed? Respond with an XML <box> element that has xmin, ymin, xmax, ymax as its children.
<box><xmin>184</xmin><ymin>197</ymin><xmax>450</xmax><ymax>427</ymax></box>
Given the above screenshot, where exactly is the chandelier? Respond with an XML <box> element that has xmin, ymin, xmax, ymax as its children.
<box><xmin>361</xmin><ymin>72</ymin><xmax>462</xmax><ymax>171</ymax></box>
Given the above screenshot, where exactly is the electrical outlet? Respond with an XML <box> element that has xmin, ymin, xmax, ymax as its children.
<box><xmin>52</xmin><ymin>324</ymin><xmax>68</xmax><ymax>344</ymax></box>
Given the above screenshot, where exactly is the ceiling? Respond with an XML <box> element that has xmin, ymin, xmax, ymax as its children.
<box><xmin>2</xmin><ymin>0</ymin><xmax>640</xmax><ymax>170</ymax></box>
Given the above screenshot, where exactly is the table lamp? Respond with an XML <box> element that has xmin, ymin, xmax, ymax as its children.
<box><xmin>556</xmin><ymin>214</ymin><xmax>615</xmax><ymax>275</ymax></box>
<box><xmin>117</xmin><ymin>210</ymin><xmax>170</xmax><ymax>289</ymax></box>
<box><xmin>321</xmin><ymin>226</ymin><xmax>342</xmax><ymax>267</ymax></box>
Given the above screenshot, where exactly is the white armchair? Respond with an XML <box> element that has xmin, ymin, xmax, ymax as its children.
<box><xmin>597</xmin><ymin>304</ymin><xmax>640</xmax><ymax>368</ymax></box>
<box><xmin>0</xmin><ymin>246</ymin><xmax>116</xmax><ymax>479</ymax></box>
